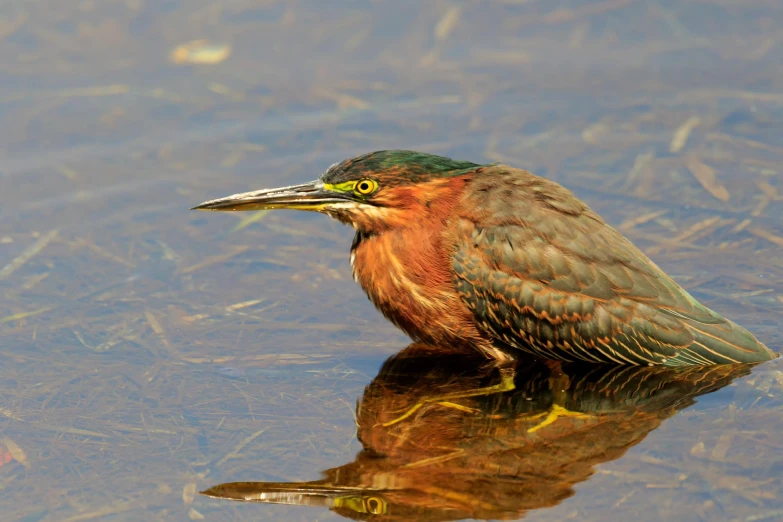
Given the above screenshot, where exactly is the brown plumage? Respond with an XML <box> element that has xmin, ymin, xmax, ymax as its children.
<box><xmin>201</xmin><ymin>343</ymin><xmax>754</xmax><ymax>520</ymax></box>
<box><xmin>193</xmin><ymin>150</ymin><xmax>778</xmax><ymax>366</ymax></box>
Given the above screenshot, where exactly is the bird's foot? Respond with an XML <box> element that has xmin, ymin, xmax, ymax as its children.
<box><xmin>380</xmin><ymin>366</ymin><xmax>516</xmax><ymax>427</ymax></box>
<box><xmin>526</xmin><ymin>404</ymin><xmax>592</xmax><ymax>433</ymax></box>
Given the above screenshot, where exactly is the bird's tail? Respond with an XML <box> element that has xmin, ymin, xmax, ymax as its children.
<box><xmin>675</xmin><ymin>318</ymin><xmax>778</xmax><ymax>365</ymax></box>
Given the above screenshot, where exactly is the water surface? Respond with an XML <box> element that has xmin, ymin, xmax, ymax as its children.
<box><xmin>1</xmin><ymin>1</ymin><xmax>782</xmax><ymax>521</ymax></box>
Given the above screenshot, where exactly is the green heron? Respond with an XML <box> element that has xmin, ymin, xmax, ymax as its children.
<box><xmin>193</xmin><ymin>150</ymin><xmax>777</xmax><ymax>366</ymax></box>
<box><xmin>201</xmin><ymin>343</ymin><xmax>753</xmax><ymax>520</ymax></box>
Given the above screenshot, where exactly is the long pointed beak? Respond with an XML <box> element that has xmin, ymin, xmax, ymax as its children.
<box><xmin>201</xmin><ymin>482</ymin><xmax>361</xmax><ymax>506</ymax></box>
<box><xmin>191</xmin><ymin>181</ymin><xmax>352</xmax><ymax>212</ymax></box>
<box><xmin>200</xmin><ymin>481</ymin><xmax>389</xmax><ymax>514</ymax></box>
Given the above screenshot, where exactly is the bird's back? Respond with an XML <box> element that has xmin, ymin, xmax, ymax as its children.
<box><xmin>450</xmin><ymin>166</ymin><xmax>777</xmax><ymax>366</ymax></box>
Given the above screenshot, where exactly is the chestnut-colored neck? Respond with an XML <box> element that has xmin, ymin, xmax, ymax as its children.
<box><xmin>349</xmin><ymin>175</ymin><xmax>485</xmax><ymax>346</ymax></box>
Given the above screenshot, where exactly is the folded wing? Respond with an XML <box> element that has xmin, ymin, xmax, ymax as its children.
<box><xmin>451</xmin><ymin>168</ymin><xmax>774</xmax><ymax>365</ymax></box>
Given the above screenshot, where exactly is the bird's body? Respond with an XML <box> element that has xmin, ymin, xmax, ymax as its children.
<box><xmin>194</xmin><ymin>150</ymin><xmax>777</xmax><ymax>366</ymax></box>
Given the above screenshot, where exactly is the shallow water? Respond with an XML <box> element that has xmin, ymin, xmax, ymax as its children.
<box><xmin>1</xmin><ymin>1</ymin><xmax>782</xmax><ymax>521</ymax></box>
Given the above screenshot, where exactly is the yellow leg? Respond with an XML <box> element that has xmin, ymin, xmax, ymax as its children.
<box><xmin>527</xmin><ymin>404</ymin><xmax>593</xmax><ymax>433</ymax></box>
<box><xmin>380</xmin><ymin>367</ymin><xmax>516</xmax><ymax>427</ymax></box>
<box><xmin>524</xmin><ymin>366</ymin><xmax>593</xmax><ymax>433</ymax></box>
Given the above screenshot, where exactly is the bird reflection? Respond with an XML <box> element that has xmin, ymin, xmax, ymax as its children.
<box><xmin>202</xmin><ymin>343</ymin><xmax>754</xmax><ymax>521</ymax></box>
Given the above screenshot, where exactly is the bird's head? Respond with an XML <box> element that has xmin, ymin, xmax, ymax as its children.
<box><xmin>192</xmin><ymin>150</ymin><xmax>485</xmax><ymax>233</ymax></box>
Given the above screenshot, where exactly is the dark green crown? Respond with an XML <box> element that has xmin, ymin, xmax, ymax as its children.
<box><xmin>322</xmin><ymin>150</ymin><xmax>484</xmax><ymax>186</ymax></box>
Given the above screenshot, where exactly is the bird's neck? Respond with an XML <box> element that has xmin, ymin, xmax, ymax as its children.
<box><xmin>349</xmin><ymin>223</ymin><xmax>455</xmax><ymax>341</ymax></box>
<box><xmin>348</xmin><ymin>175</ymin><xmax>469</xmax><ymax>294</ymax></box>
<box><xmin>350</xmin><ymin>223</ymin><xmax>451</xmax><ymax>292</ymax></box>
<box><xmin>348</xmin><ymin>177</ymin><xmax>486</xmax><ymax>346</ymax></box>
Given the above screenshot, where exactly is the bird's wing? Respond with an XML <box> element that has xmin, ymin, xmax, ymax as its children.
<box><xmin>451</xmin><ymin>169</ymin><xmax>772</xmax><ymax>365</ymax></box>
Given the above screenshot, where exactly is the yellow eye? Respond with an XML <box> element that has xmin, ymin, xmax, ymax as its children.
<box><xmin>364</xmin><ymin>496</ymin><xmax>386</xmax><ymax>514</ymax></box>
<box><xmin>354</xmin><ymin>179</ymin><xmax>378</xmax><ymax>196</ymax></box>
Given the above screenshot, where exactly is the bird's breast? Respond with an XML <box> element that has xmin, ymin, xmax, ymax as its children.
<box><xmin>350</xmin><ymin>229</ymin><xmax>483</xmax><ymax>346</ymax></box>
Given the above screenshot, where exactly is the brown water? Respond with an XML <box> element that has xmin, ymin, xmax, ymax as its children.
<box><xmin>1</xmin><ymin>1</ymin><xmax>782</xmax><ymax>521</ymax></box>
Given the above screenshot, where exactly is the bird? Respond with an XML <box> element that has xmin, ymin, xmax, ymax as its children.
<box><xmin>200</xmin><ymin>343</ymin><xmax>753</xmax><ymax>520</ymax></box>
<box><xmin>193</xmin><ymin>150</ymin><xmax>777</xmax><ymax>366</ymax></box>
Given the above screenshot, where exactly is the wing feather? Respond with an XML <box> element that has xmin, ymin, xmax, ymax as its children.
<box><xmin>451</xmin><ymin>168</ymin><xmax>775</xmax><ymax>365</ymax></box>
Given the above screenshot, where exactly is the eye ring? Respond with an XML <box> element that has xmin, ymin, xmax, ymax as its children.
<box><xmin>365</xmin><ymin>496</ymin><xmax>386</xmax><ymax>514</ymax></box>
<box><xmin>354</xmin><ymin>179</ymin><xmax>378</xmax><ymax>196</ymax></box>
